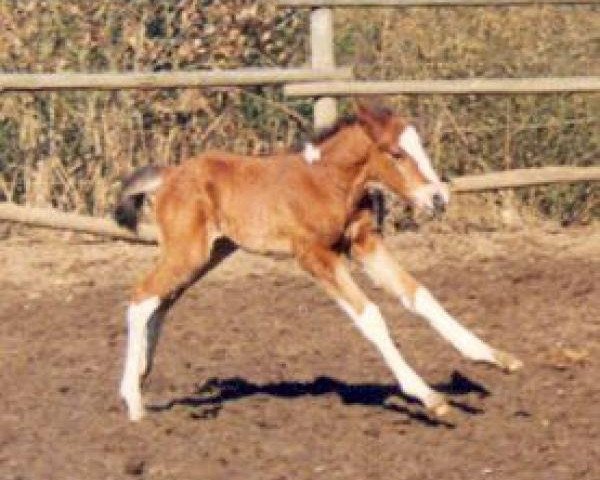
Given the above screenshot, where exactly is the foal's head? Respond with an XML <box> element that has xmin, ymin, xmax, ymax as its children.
<box><xmin>357</xmin><ymin>104</ymin><xmax>450</xmax><ymax>214</ymax></box>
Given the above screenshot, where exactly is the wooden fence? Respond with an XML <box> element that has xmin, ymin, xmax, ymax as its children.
<box><xmin>0</xmin><ymin>68</ymin><xmax>352</xmax><ymax>91</ymax></box>
<box><xmin>279</xmin><ymin>0</ymin><xmax>599</xmax><ymax>6</ymax></box>
<box><xmin>285</xmin><ymin>77</ymin><xmax>600</xmax><ymax>97</ymax></box>
<box><xmin>0</xmin><ymin>0</ymin><xmax>599</xmax><ymax>235</ymax></box>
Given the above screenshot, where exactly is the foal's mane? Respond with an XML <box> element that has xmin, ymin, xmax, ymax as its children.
<box><xmin>310</xmin><ymin>105</ymin><xmax>394</xmax><ymax>145</ymax></box>
<box><xmin>311</xmin><ymin>115</ymin><xmax>359</xmax><ymax>145</ymax></box>
<box><xmin>291</xmin><ymin>104</ymin><xmax>394</xmax><ymax>154</ymax></box>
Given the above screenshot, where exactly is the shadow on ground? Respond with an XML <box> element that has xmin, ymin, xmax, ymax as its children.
<box><xmin>148</xmin><ymin>371</ymin><xmax>489</xmax><ymax>427</ymax></box>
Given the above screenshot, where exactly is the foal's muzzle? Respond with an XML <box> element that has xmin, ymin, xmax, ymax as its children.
<box><xmin>410</xmin><ymin>183</ymin><xmax>450</xmax><ymax>214</ymax></box>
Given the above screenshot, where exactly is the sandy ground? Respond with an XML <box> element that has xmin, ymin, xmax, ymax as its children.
<box><xmin>0</xmin><ymin>223</ymin><xmax>599</xmax><ymax>480</ymax></box>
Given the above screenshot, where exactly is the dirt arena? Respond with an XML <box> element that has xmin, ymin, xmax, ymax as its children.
<box><xmin>1</xmin><ymin>224</ymin><xmax>598</xmax><ymax>480</ymax></box>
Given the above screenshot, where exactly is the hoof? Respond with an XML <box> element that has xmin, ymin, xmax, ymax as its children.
<box><xmin>424</xmin><ymin>393</ymin><xmax>451</xmax><ymax>419</ymax></box>
<box><xmin>120</xmin><ymin>385</ymin><xmax>144</xmax><ymax>422</ymax></box>
<box><xmin>493</xmin><ymin>349</ymin><xmax>524</xmax><ymax>373</ymax></box>
<box><xmin>122</xmin><ymin>396</ymin><xmax>145</xmax><ymax>422</ymax></box>
<box><xmin>128</xmin><ymin>405</ymin><xmax>145</xmax><ymax>422</ymax></box>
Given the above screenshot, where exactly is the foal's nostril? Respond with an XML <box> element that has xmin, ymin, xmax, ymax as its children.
<box><xmin>432</xmin><ymin>193</ymin><xmax>446</xmax><ymax>213</ymax></box>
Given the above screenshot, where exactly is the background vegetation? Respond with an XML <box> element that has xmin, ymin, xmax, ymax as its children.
<box><xmin>0</xmin><ymin>0</ymin><xmax>598</xmax><ymax>225</ymax></box>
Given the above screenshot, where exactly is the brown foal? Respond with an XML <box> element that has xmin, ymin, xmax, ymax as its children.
<box><xmin>116</xmin><ymin>104</ymin><xmax>522</xmax><ymax>422</ymax></box>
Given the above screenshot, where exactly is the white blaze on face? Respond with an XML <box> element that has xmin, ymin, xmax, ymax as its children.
<box><xmin>399</xmin><ymin>125</ymin><xmax>440</xmax><ymax>184</ymax></box>
<box><xmin>302</xmin><ymin>142</ymin><xmax>321</xmax><ymax>164</ymax></box>
<box><xmin>398</xmin><ymin>125</ymin><xmax>450</xmax><ymax>208</ymax></box>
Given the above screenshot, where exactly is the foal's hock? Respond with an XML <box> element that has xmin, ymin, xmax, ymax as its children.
<box><xmin>116</xmin><ymin>104</ymin><xmax>522</xmax><ymax>422</ymax></box>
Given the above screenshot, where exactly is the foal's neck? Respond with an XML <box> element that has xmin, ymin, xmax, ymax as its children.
<box><xmin>314</xmin><ymin>124</ymin><xmax>373</xmax><ymax>208</ymax></box>
<box><xmin>316</xmin><ymin>124</ymin><xmax>372</xmax><ymax>173</ymax></box>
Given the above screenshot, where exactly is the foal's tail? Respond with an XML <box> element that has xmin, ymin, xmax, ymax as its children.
<box><xmin>114</xmin><ymin>165</ymin><xmax>166</xmax><ymax>231</ymax></box>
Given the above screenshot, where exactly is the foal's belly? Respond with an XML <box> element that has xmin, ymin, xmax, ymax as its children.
<box><xmin>218</xmin><ymin>207</ymin><xmax>295</xmax><ymax>255</ymax></box>
<box><xmin>221</xmin><ymin>225</ymin><xmax>294</xmax><ymax>255</ymax></box>
<box><xmin>217</xmin><ymin>206</ymin><xmax>344</xmax><ymax>256</ymax></box>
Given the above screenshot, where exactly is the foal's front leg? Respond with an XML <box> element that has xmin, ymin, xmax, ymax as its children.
<box><xmin>350</xmin><ymin>227</ymin><xmax>523</xmax><ymax>372</ymax></box>
<box><xmin>294</xmin><ymin>243</ymin><xmax>450</xmax><ymax>417</ymax></box>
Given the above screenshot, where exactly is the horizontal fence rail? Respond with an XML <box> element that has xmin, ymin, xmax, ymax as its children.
<box><xmin>0</xmin><ymin>202</ymin><xmax>159</xmax><ymax>243</ymax></box>
<box><xmin>0</xmin><ymin>67</ymin><xmax>352</xmax><ymax>92</ymax></box>
<box><xmin>1</xmin><ymin>167</ymin><xmax>598</xmax><ymax>242</ymax></box>
<box><xmin>278</xmin><ymin>0</ymin><xmax>600</xmax><ymax>7</ymax></box>
<box><xmin>451</xmin><ymin>166</ymin><xmax>600</xmax><ymax>192</ymax></box>
<box><xmin>285</xmin><ymin>76</ymin><xmax>600</xmax><ymax>96</ymax></box>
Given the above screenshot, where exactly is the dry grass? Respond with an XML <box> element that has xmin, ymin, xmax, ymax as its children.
<box><xmin>0</xmin><ymin>1</ymin><xmax>598</xmax><ymax>224</ymax></box>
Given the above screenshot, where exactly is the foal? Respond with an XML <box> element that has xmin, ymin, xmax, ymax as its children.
<box><xmin>116</xmin><ymin>104</ymin><xmax>522</xmax><ymax>422</ymax></box>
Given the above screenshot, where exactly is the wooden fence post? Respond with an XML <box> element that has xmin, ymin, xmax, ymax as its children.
<box><xmin>310</xmin><ymin>8</ymin><xmax>338</xmax><ymax>130</ymax></box>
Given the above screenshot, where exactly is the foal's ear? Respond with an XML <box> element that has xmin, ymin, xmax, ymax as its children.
<box><xmin>353</xmin><ymin>95</ymin><xmax>386</xmax><ymax>113</ymax></box>
<box><xmin>356</xmin><ymin>101</ymin><xmax>385</xmax><ymax>140</ymax></box>
<box><xmin>352</xmin><ymin>96</ymin><xmax>370</xmax><ymax>112</ymax></box>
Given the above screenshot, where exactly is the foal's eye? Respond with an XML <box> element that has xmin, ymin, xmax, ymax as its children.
<box><xmin>389</xmin><ymin>148</ymin><xmax>404</xmax><ymax>159</ymax></box>
<box><xmin>390</xmin><ymin>150</ymin><xmax>407</xmax><ymax>161</ymax></box>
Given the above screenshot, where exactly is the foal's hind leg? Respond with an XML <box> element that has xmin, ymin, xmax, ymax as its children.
<box><xmin>137</xmin><ymin>238</ymin><xmax>237</xmax><ymax>384</ymax></box>
<box><xmin>120</xmin><ymin>209</ymin><xmax>230</xmax><ymax>421</ymax></box>
<box><xmin>295</xmin><ymin>243</ymin><xmax>449</xmax><ymax>417</ymax></box>
<box><xmin>348</xmin><ymin>216</ymin><xmax>522</xmax><ymax>372</ymax></box>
